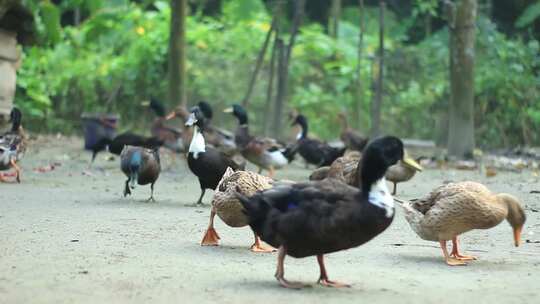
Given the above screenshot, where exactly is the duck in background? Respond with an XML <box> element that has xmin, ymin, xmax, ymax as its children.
<box><xmin>224</xmin><ymin>104</ymin><xmax>295</xmax><ymax>177</ymax></box>
<box><xmin>292</xmin><ymin>114</ymin><xmax>345</xmax><ymax>167</ymax></box>
<box><xmin>0</xmin><ymin>108</ymin><xmax>27</xmax><ymax>183</ymax></box>
<box><xmin>196</xmin><ymin>101</ymin><xmax>237</xmax><ymax>156</ymax></box>
<box><xmin>185</xmin><ymin>107</ymin><xmax>244</xmax><ymax>205</ymax></box>
<box><xmin>385</xmin><ymin>155</ymin><xmax>424</xmax><ymax>194</ymax></box>
<box><xmin>120</xmin><ymin>145</ymin><xmax>161</xmax><ymax>202</ymax></box>
<box><xmin>90</xmin><ymin>132</ymin><xmax>163</xmax><ymax>162</ymax></box>
<box><xmin>164</xmin><ymin>104</ymin><xmax>193</xmax><ymax>152</ymax></box>
<box><xmin>337</xmin><ymin>112</ymin><xmax>368</xmax><ymax>152</ymax></box>
<box><xmin>309</xmin><ymin>148</ymin><xmax>422</xmax><ymax>194</ymax></box>
<box><xmin>145</xmin><ymin>98</ymin><xmax>185</xmax><ymax>153</ymax></box>
<box><xmin>236</xmin><ymin>136</ymin><xmax>406</xmax><ymax>289</ymax></box>
<box><xmin>396</xmin><ymin>181</ymin><xmax>526</xmax><ymax>266</ymax></box>
<box><xmin>201</xmin><ymin>167</ymin><xmax>275</xmax><ymax>252</ymax></box>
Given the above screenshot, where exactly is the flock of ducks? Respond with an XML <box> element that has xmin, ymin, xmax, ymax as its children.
<box><xmin>0</xmin><ymin>103</ymin><xmax>528</xmax><ymax>289</ymax></box>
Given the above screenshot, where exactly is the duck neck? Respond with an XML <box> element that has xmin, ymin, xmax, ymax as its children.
<box><xmin>11</xmin><ymin>117</ymin><xmax>21</xmax><ymax>133</ymax></box>
<box><xmin>495</xmin><ymin>193</ymin><xmax>525</xmax><ymax>227</ymax></box>
<box><xmin>359</xmin><ymin>157</ymin><xmax>388</xmax><ymax>195</ymax></box>
<box><xmin>297</xmin><ymin>121</ymin><xmax>308</xmax><ymax>139</ymax></box>
<box><xmin>235</xmin><ymin>113</ymin><xmax>248</xmax><ymax>126</ymax></box>
<box><xmin>189</xmin><ymin>126</ymin><xmax>206</xmax><ymax>159</ymax></box>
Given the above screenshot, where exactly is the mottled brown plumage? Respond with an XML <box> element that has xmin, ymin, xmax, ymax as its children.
<box><xmin>399</xmin><ymin>181</ymin><xmax>526</xmax><ymax>266</ymax></box>
<box><xmin>201</xmin><ymin>167</ymin><xmax>275</xmax><ymax>252</ymax></box>
<box><xmin>309</xmin><ymin>150</ymin><xmax>421</xmax><ymax>195</ymax></box>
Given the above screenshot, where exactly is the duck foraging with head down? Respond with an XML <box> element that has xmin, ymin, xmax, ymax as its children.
<box><xmin>201</xmin><ymin>167</ymin><xmax>275</xmax><ymax>252</ymax></box>
<box><xmin>236</xmin><ymin>136</ymin><xmax>407</xmax><ymax>289</ymax></box>
<box><xmin>186</xmin><ymin>107</ymin><xmax>244</xmax><ymax>205</ymax></box>
<box><xmin>120</xmin><ymin>145</ymin><xmax>161</xmax><ymax>202</ymax></box>
<box><xmin>396</xmin><ymin>181</ymin><xmax>526</xmax><ymax>266</ymax></box>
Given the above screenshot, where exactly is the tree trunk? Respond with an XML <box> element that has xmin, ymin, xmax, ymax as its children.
<box><xmin>272</xmin><ymin>38</ymin><xmax>286</xmax><ymax>138</ymax></box>
<box><xmin>271</xmin><ymin>0</ymin><xmax>305</xmax><ymax>139</ymax></box>
<box><xmin>354</xmin><ymin>0</ymin><xmax>365</xmax><ymax>131</ymax></box>
<box><xmin>263</xmin><ymin>29</ymin><xmax>279</xmax><ymax>136</ymax></box>
<box><xmin>329</xmin><ymin>0</ymin><xmax>341</xmax><ymax>39</ymax></box>
<box><xmin>242</xmin><ymin>17</ymin><xmax>275</xmax><ymax>108</ymax></box>
<box><xmin>370</xmin><ymin>0</ymin><xmax>385</xmax><ymax>138</ymax></box>
<box><xmin>447</xmin><ymin>0</ymin><xmax>476</xmax><ymax>158</ymax></box>
<box><xmin>168</xmin><ymin>0</ymin><xmax>187</xmax><ymax>106</ymax></box>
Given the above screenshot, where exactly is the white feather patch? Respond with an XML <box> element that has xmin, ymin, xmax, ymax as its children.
<box><xmin>268</xmin><ymin>149</ymin><xmax>288</xmax><ymax>167</ymax></box>
<box><xmin>368</xmin><ymin>177</ymin><xmax>394</xmax><ymax>218</ymax></box>
<box><xmin>296</xmin><ymin>132</ymin><xmax>303</xmax><ymax>140</ymax></box>
<box><xmin>189</xmin><ymin>127</ymin><xmax>206</xmax><ymax>159</ymax></box>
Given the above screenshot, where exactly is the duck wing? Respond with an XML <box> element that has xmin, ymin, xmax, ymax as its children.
<box><xmin>237</xmin><ymin>179</ymin><xmax>389</xmax><ymax>258</ymax></box>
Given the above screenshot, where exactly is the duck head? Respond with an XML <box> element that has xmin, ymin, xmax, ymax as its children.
<box><xmin>223</xmin><ymin>104</ymin><xmax>248</xmax><ymax>125</ymax></box>
<box><xmin>359</xmin><ymin>136</ymin><xmax>405</xmax><ymax>193</ymax></box>
<box><xmin>141</xmin><ymin>98</ymin><xmax>166</xmax><ymax>117</ymax></box>
<box><xmin>197</xmin><ymin>101</ymin><xmax>213</xmax><ymax>120</ymax></box>
<box><xmin>165</xmin><ymin>106</ymin><xmax>190</xmax><ymax>121</ymax></box>
<box><xmin>496</xmin><ymin>193</ymin><xmax>526</xmax><ymax>247</ymax></box>
<box><xmin>185</xmin><ymin>106</ymin><xmax>206</xmax><ymax>129</ymax></box>
<box><xmin>9</xmin><ymin>107</ymin><xmax>22</xmax><ymax>132</ymax></box>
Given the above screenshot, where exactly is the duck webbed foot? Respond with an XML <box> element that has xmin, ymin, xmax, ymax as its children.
<box><xmin>450</xmin><ymin>236</ymin><xmax>477</xmax><ymax>261</ymax></box>
<box><xmin>317</xmin><ymin>255</ymin><xmax>351</xmax><ymax>288</ymax></box>
<box><xmin>250</xmin><ymin>233</ymin><xmax>276</xmax><ymax>253</ymax></box>
<box><xmin>440</xmin><ymin>240</ymin><xmax>468</xmax><ymax>266</ymax></box>
<box><xmin>275</xmin><ymin>246</ymin><xmax>311</xmax><ymax>289</ymax></box>
<box><xmin>201</xmin><ymin>228</ymin><xmax>220</xmax><ymax>246</ymax></box>
<box><xmin>201</xmin><ymin>208</ymin><xmax>220</xmax><ymax>246</ymax></box>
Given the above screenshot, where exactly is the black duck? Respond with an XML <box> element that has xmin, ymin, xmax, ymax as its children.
<box><xmin>186</xmin><ymin>107</ymin><xmax>244</xmax><ymax>205</ymax></box>
<box><xmin>236</xmin><ymin>136</ymin><xmax>406</xmax><ymax>288</ymax></box>
<box><xmin>292</xmin><ymin>114</ymin><xmax>345</xmax><ymax>167</ymax></box>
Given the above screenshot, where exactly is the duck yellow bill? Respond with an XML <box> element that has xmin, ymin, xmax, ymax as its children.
<box><xmin>165</xmin><ymin>111</ymin><xmax>177</xmax><ymax>120</ymax></box>
<box><xmin>223</xmin><ymin>107</ymin><xmax>233</xmax><ymax>113</ymax></box>
<box><xmin>514</xmin><ymin>226</ymin><xmax>522</xmax><ymax>247</ymax></box>
<box><xmin>403</xmin><ymin>156</ymin><xmax>423</xmax><ymax>171</ymax></box>
<box><xmin>140</xmin><ymin>100</ymin><xmax>150</xmax><ymax>106</ymax></box>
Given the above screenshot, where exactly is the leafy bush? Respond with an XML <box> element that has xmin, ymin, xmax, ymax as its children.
<box><xmin>14</xmin><ymin>1</ymin><xmax>540</xmax><ymax>148</ymax></box>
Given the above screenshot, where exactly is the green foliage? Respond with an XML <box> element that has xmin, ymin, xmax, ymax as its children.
<box><xmin>13</xmin><ymin>0</ymin><xmax>540</xmax><ymax>148</ymax></box>
<box><xmin>515</xmin><ymin>2</ymin><xmax>540</xmax><ymax>28</ymax></box>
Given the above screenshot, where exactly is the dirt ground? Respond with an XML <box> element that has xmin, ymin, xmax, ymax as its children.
<box><xmin>1</xmin><ymin>136</ymin><xmax>539</xmax><ymax>304</ymax></box>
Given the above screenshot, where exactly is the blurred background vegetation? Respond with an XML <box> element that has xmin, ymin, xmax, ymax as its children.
<box><xmin>7</xmin><ymin>0</ymin><xmax>540</xmax><ymax>148</ymax></box>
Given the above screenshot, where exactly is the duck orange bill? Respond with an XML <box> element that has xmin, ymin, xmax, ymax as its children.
<box><xmin>514</xmin><ymin>226</ymin><xmax>522</xmax><ymax>247</ymax></box>
<box><xmin>403</xmin><ymin>156</ymin><xmax>423</xmax><ymax>171</ymax></box>
<box><xmin>165</xmin><ymin>111</ymin><xmax>177</xmax><ymax>120</ymax></box>
<box><xmin>223</xmin><ymin>107</ymin><xmax>233</xmax><ymax>113</ymax></box>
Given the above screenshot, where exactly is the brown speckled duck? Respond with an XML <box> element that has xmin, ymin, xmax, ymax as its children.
<box><xmin>201</xmin><ymin>167</ymin><xmax>275</xmax><ymax>252</ymax></box>
<box><xmin>397</xmin><ymin>181</ymin><xmax>526</xmax><ymax>266</ymax></box>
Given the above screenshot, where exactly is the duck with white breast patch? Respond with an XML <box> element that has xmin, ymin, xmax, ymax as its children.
<box><xmin>185</xmin><ymin>106</ymin><xmax>244</xmax><ymax>205</ymax></box>
<box><xmin>235</xmin><ymin>136</ymin><xmax>406</xmax><ymax>289</ymax></box>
